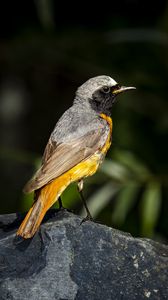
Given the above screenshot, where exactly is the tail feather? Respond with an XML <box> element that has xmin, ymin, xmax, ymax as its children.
<box><xmin>17</xmin><ymin>200</ymin><xmax>44</xmax><ymax>239</ymax></box>
<box><xmin>17</xmin><ymin>176</ymin><xmax>70</xmax><ymax>239</ymax></box>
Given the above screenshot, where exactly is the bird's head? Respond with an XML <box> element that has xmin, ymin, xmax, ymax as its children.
<box><xmin>74</xmin><ymin>75</ymin><xmax>136</xmax><ymax>115</ymax></box>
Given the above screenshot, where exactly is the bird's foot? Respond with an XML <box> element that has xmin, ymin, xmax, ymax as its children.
<box><xmin>80</xmin><ymin>213</ymin><xmax>94</xmax><ymax>225</ymax></box>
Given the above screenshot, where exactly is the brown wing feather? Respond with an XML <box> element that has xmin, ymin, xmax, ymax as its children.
<box><xmin>23</xmin><ymin>129</ymin><xmax>106</xmax><ymax>193</ymax></box>
<box><xmin>42</xmin><ymin>138</ymin><xmax>57</xmax><ymax>164</ymax></box>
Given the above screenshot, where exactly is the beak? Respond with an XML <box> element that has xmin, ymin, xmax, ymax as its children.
<box><xmin>113</xmin><ymin>86</ymin><xmax>136</xmax><ymax>95</ymax></box>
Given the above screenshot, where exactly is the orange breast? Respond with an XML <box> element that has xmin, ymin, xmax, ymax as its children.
<box><xmin>67</xmin><ymin>113</ymin><xmax>113</xmax><ymax>180</ymax></box>
<box><xmin>99</xmin><ymin>113</ymin><xmax>113</xmax><ymax>155</ymax></box>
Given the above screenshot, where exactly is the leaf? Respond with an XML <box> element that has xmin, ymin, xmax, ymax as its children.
<box><xmin>80</xmin><ymin>181</ymin><xmax>119</xmax><ymax>218</ymax></box>
<box><xmin>140</xmin><ymin>181</ymin><xmax>161</xmax><ymax>237</ymax></box>
<box><xmin>113</xmin><ymin>149</ymin><xmax>151</xmax><ymax>182</ymax></box>
<box><xmin>100</xmin><ymin>159</ymin><xmax>131</xmax><ymax>183</ymax></box>
<box><xmin>112</xmin><ymin>183</ymin><xmax>139</xmax><ymax>226</ymax></box>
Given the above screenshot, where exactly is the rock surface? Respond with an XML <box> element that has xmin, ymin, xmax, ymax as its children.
<box><xmin>0</xmin><ymin>210</ymin><xmax>168</xmax><ymax>300</ymax></box>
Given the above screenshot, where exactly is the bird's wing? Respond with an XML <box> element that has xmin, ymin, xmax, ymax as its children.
<box><xmin>23</xmin><ymin>127</ymin><xmax>108</xmax><ymax>193</ymax></box>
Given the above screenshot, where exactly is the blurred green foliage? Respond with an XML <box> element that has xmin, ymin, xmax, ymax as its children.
<box><xmin>0</xmin><ymin>1</ymin><xmax>168</xmax><ymax>242</ymax></box>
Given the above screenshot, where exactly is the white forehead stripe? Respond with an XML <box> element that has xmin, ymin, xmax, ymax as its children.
<box><xmin>109</xmin><ymin>77</ymin><xmax>117</xmax><ymax>86</ymax></box>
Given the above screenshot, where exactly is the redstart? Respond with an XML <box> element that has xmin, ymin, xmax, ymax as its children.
<box><xmin>17</xmin><ymin>75</ymin><xmax>135</xmax><ymax>238</ymax></box>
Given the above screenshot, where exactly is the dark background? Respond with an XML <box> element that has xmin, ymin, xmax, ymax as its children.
<box><xmin>0</xmin><ymin>0</ymin><xmax>168</xmax><ymax>242</ymax></box>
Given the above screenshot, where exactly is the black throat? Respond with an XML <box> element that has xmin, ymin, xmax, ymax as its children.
<box><xmin>89</xmin><ymin>97</ymin><xmax>115</xmax><ymax>117</ymax></box>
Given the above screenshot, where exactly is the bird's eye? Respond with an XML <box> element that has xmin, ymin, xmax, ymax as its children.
<box><xmin>102</xmin><ymin>86</ymin><xmax>110</xmax><ymax>93</ymax></box>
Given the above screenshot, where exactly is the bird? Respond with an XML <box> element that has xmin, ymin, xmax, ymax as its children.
<box><xmin>17</xmin><ymin>75</ymin><xmax>135</xmax><ymax>238</ymax></box>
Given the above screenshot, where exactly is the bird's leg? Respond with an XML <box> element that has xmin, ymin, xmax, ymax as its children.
<box><xmin>58</xmin><ymin>197</ymin><xmax>63</xmax><ymax>209</ymax></box>
<box><xmin>78</xmin><ymin>180</ymin><xmax>93</xmax><ymax>223</ymax></box>
<box><xmin>57</xmin><ymin>196</ymin><xmax>73</xmax><ymax>213</ymax></box>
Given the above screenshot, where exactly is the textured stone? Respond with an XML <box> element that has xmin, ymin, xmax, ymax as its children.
<box><xmin>0</xmin><ymin>210</ymin><xmax>168</xmax><ymax>300</ymax></box>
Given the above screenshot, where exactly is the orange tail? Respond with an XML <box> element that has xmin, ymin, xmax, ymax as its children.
<box><xmin>17</xmin><ymin>176</ymin><xmax>70</xmax><ymax>239</ymax></box>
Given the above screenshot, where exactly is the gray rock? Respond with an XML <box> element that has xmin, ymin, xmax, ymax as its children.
<box><xmin>0</xmin><ymin>210</ymin><xmax>168</xmax><ymax>300</ymax></box>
